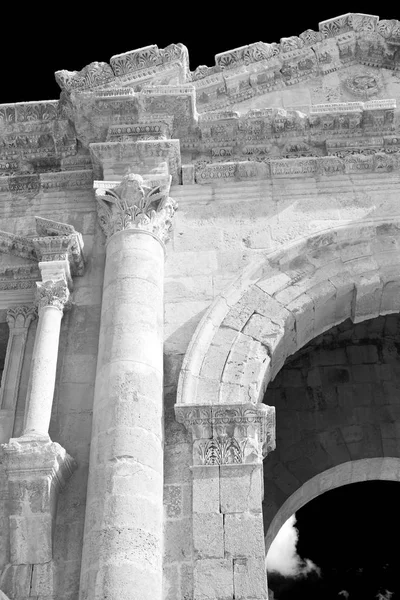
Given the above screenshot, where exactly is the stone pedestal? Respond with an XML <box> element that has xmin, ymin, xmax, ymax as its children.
<box><xmin>79</xmin><ymin>170</ymin><xmax>177</xmax><ymax>600</ymax></box>
<box><xmin>176</xmin><ymin>403</ymin><xmax>276</xmax><ymax>600</ymax></box>
<box><xmin>1</xmin><ymin>437</ymin><xmax>76</xmax><ymax>564</ymax></box>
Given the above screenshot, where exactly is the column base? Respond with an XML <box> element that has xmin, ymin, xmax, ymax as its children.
<box><xmin>1</xmin><ymin>436</ymin><xmax>77</xmax><ymax>564</ymax></box>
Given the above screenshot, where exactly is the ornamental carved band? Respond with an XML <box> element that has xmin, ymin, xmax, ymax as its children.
<box><xmin>95</xmin><ymin>172</ymin><xmax>177</xmax><ymax>243</ymax></box>
<box><xmin>35</xmin><ymin>279</ymin><xmax>70</xmax><ymax>313</ymax></box>
<box><xmin>175</xmin><ymin>403</ymin><xmax>276</xmax><ymax>466</ymax></box>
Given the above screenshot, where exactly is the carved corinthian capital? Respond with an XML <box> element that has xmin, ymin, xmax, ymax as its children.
<box><xmin>35</xmin><ymin>279</ymin><xmax>70</xmax><ymax>313</ymax></box>
<box><xmin>94</xmin><ymin>172</ymin><xmax>177</xmax><ymax>243</ymax></box>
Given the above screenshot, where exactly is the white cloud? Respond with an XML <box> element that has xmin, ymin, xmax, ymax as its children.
<box><xmin>376</xmin><ymin>592</ymin><xmax>393</xmax><ymax>600</ymax></box>
<box><xmin>266</xmin><ymin>514</ymin><xmax>321</xmax><ymax>578</ymax></box>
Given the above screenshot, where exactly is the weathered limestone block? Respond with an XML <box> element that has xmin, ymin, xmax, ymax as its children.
<box><xmin>194</xmin><ymin>558</ymin><xmax>234</xmax><ymax>600</ymax></box>
<box><xmin>224</xmin><ymin>512</ymin><xmax>265</xmax><ymax>557</ymax></box>
<box><xmin>233</xmin><ymin>557</ymin><xmax>268</xmax><ymax>600</ymax></box>
<box><xmin>192</xmin><ymin>466</ymin><xmax>220</xmax><ymax>513</ymax></box>
<box><xmin>220</xmin><ymin>464</ymin><xmax>263</xmax><ymax>513</ymax></box>
<box><xmin>193</xmin><ymin>513</ymin><xmax>224</xmax><ymax>559</ymax></box>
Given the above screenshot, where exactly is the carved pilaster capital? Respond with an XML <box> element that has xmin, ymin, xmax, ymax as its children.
<box><xmin>6</xmin><ymin>305</ymin><xmax>37</xmax><ymax>331</ymax></box>
<box><xmin>95</xmin><ymin>172</ymin><xmax>177</xmax><ymax>244</ymax></box>
<box><xmin>175</xmin><ymin>403</ymin><xmax>275</xmax><ymax>465</ymax></box>
<box><xmin>35</xmin><ymin>278</ymin><xmax>70</xmax><ymax>313</ymax></box>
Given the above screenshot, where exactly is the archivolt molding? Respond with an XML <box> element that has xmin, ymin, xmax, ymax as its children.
<box><xmin>177</xmin><ymin>219</ymin><xmax>400</xmax><ymax>407</ymax></box>
<box><xmin>264</xmin><ymin>457</ymin><xmax>400</xmax><ymax>553</ymax></box>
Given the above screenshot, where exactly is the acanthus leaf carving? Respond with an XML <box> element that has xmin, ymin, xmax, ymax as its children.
<box><xmin>175</xmin><ymin>403</ymin><xmax>275</xmax><ymax>465</ymax></box>
<box><xmin>35</xmin><ymin>278</ymin><xmax>70</xmax><ymax>313</ymax></box>
<box><xmin>95</xmin><ymin>172</ymin><xmax>177</xmax><ymax>244</ymax></box>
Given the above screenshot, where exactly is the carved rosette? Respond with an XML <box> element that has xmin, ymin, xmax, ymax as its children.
<box><xmin>35</xmin><ymin>279</ymin><xmax>70</xmax><ymax>313</ymax></box>
<box><xmin>175</xmin><ymin>403</ymin><xmax>275</xmax><ymax>466</ymax></box>
<box><xmin>95</xmin><ymin>172</ymin><xmax>177</xmax><ymax>244</ymax></box>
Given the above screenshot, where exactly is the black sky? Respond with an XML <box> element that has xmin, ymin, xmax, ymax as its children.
<box><xmin>269</xmin><ymin>481</ymin><xmax>400</xmax><ymax>599</ymax></box>
<box><xmin>1</xmin><ymin>2</ymin><xmax>396</xmax><ymax>104</ymax></box>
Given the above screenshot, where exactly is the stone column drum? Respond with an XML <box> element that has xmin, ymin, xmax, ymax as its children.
<box><xmin>79</xmin><ymin>173</ymin><xmax>176</xmax><ymax>600</ymax></box>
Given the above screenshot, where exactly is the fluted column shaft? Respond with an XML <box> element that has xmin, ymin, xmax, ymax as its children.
<box><xmin>80</xmin><ymin>173</ymin><xmax>176</xmax><ymax>600</ymax></box>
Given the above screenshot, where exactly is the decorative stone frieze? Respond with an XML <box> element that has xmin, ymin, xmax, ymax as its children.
<box><xmin>95</xmin><ymin>172</ymin><xmax>177</xmax><ymax>244</ymax></box>
<box><xmin>0</xmin><ymin>217</ymin><xmax>84</xmax><ymax>278</ymax></box>
<box><xmin>0</xmin><ymin>437</ymin><xmax>76</xmax><ymax>564</ymax></box>
<box><xmin>55</xmin><ymin>43</ymin><xmax>189</xmax><ymax>93</ymax></box>
<box><xmin>175</xmin><ymin>403</ymin><xmax>275</xmax><ymax>465</ymax></box>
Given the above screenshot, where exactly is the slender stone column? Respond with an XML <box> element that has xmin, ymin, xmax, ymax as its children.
<box><xmin>79</xmin><ymin>173</ymin><xmax>177</xmax><ymax>600</ymax></box>
<box><xmin>0</xmin><ymin>306</ymin><xmax>36</xmax><ymax>443</ymax></box>
<box><xmin>1</xmin><ymin>259</ymin><xmax>77</xmax><ymax>565</ymax></box>
<box><xmin>22</xmin><ymin>265</ymin><xmax>70</xmax><ymax>439</ymax></box>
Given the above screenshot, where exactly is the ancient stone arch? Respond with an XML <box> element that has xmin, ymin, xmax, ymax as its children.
<box><xmin>177</xmin><ymin>218</ymin><xmax>400</xmax><ymax>408</ymax></box>
<box><xmin>175</xmin><ymin>219</ymin><xmax>400</xmax><ymax>598</ymax></box>
<box><xmin>3</xmin><ymin>10</ymin><xmax>400</xmax><ymax>600</ymax></box>
<box><xmin>265</xmin><ymin>457</ymin><xmax>400</xmax><ymax>553</ymax></box>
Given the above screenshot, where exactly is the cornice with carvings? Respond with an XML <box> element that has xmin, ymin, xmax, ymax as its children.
<box><xmin>190</xmin><ymin>14</ymin><xmax>400</xmax><ymax>113</ymax></box>
<box><xmin>54</xmin><ymin>44</ymin><xmax>189</xmax><ymax>93</ymax></box>
<box><xmin>175</xmin><ymin>403</ymin><xmax>276</xmax><ymax>465</ymax></box>
<box><xmin>0</xmin><ymin>218</ymin><xmax>84</xmax><ymax>278</ymax></box>
<box><xmin>189</xmin><ymin>151</ymin><xmax>400</xmax><ymax>184</ymax></box>
<box><xmin>95</xmin><ymin>173</ymin><xmax>177</xmax><ymax>244</ymax></box>
<box><xmin>1</xmin><ymin>14</ymin><xmax>400</xmax><ymax>181</ymax></box>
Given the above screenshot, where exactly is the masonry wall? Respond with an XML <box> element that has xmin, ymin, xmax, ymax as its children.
<box><xmin>1</xmin><ymin>168</ymin><xmax>400</xmax><ymax>599</ymax></box>
<box><xmin>162</xmin><ymin>171</ymin><xmax>400</xmax><ymax>600</ymax></box>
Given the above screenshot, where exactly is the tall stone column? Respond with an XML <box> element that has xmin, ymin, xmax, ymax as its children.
<box><xmin>175</xmin><ymin>403</ymin><xmax>276</xmax><ymax>600</ymax></box>
<box><xmin>79</xmin><ymin>172</ymin><xmax>177</xmax><ymax>600</ymax></box>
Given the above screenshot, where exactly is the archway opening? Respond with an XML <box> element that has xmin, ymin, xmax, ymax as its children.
<box><xmin>263</xmin><ymin>313</ymin><xmax>400</xmax><ymax>542</ymax></box>
<box><xmin>267</xmin><ymin>480</ymin><xmax>400</xmax><ymax>599</ymax></box>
